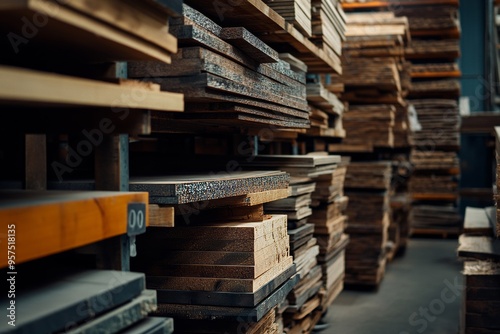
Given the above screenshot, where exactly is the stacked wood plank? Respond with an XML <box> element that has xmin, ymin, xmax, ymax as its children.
<box><xmin>0</xmin><ymin>0</ymin><xmax>184</xmax><ymax>133</ymax></box>
<box><xmin>310</xmin><ymin>163</ymin><xmax>349</xmax><ymax>312</ymax></box>
<box><xmin>310</xmin><ymin>0</ymin><xmax>347</xmax><ymax>59</ymax></box>
<box><xmin>0</xmin><ymin>270</ymin><xmax>173</xmax><ymax>334</ymax></box>
<box><xmin>387</xmin><ymin>1</ymin><xmax>462</xmax><ymax>236</ymax></box>
<box><xmin>305</xmin><ymin>76</ymin><xmax>347</xmax><ymax>138</ymax></box>
<box><xmin>128</xmin><ymin>4</ymin><xmax>310</xmax><ymax>131</ymax></box>
<box><xmin>344</xmin><ymin>162</ymin><xmax>392</xmax><ymax>286</ymax></box>
<box><xmin>239</xmin><ymin>154</ymin><xmax>343</xmax><ymax>332</ymax></box>
<box><xmin>264</xmin><ymin>0</ymin><xmax>313</xmax><ymax>37</ymax></box>
<box><xmin>184</xmin><ymin>0</ymin><xmax>343</xmax><ymax>73</ymax></box>
<box><xmin>333</xmin><ymin>12</ymin><xmax>411</xmax><ymax>152</ymax></box>
<box><xmin>0</xmin><ymin>0</ymin><xmax>179</xmax><ymax>64</ymax></box>
<box><xmin>128</xmin><ymin>171</ymin><xmax>299</xmax><ymax>333</ymax></box>
<box><xmin>458</xmin><ymin>206</ymin><xmax>500</xmax><ymax>333</ymax></box>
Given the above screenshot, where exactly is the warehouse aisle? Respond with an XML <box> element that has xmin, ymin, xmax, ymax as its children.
<box><xmin>324</xmin><ymin>239</ymin><xmax>462</xmax><ymax>334</ymax></box>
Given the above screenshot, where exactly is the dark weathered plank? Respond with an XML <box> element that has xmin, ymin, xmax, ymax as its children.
<box><xmin>155</xmin><ymin>264</ymin><xmax>296</xmax><ymax>307</ymax></box>
<box><xmin>0</xmin><ymin>270</ymin><xmax>145</xmax><ymax>334</ymax></box>
<box><xmin>154</xmin><ymin>274</ymin><xmax>299</xmax><ymax>321</ymax></box>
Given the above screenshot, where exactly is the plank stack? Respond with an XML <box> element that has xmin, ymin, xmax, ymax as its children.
<box><xmin>0</xmin><ymin>0</ymin><xmax>184</xmax><ymax>133</ymax></box>
<box><xmin>344</xmin><ymin>162</ymin><xmax>392</xmax><ymax>287</ymax></box>
<box><xmin>264</xmin><ymin>0</ymin><xmax>313</xmax><ymax>37</ymax></box>
<box><xmin>0</xmin><ymin>190</ymin><xmax>174</xmax><ymax>333</ymax></box>
<box><xmin>458</xmin><ymin>205</ymin><xmax>500</xmax><ymax>333</ymax></box>
<box><xmin>240</xmin><ymin>154</ymin><xmax>347</xmax><ymax>332</ymax></box>
<box><xmin>310</xmin><ymin>0</ymin><xmax>346</xmax><ymax>64</ymax></box>
<box><xmin>310</xmin><ymin>160</ymin><xmax>349</xmax><ymax>311</ymax></box>
<box><xmin>331</xmin><ymin>11</ymin><xmax>411</xmax><ymax>153</ymax></box>
<box><xmin>395</xmin><ymin>1</ymin><xmax>462</xmax><ymax>237</ymax></box>
<box><xmin>128</xmin><ymin>4</ymin><xmax>310</xmax><ymax>132</ymax></box>
<box><xmin>126</xmin><ymin>171</ymin><xmax>300</xmax><ymax>333</ymax></box>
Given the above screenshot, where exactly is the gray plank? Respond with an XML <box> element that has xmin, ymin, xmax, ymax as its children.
<box><xmin>0</xmin><ymin>270</ymin><xmax>145</xmax><ymax>334</ymax></box>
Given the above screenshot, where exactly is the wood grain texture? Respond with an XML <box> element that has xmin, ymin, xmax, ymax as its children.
<box><xmin>0</xmin><ymin>0</ymin><xmax>175</xmax><ymax>63</ymax></box>
<box><xmin>0</xmin><ymin>190</ymin><xmax>148</xmax><ymax>267</ymax></box>
<box><xmin>0</xmin><ymin>65</ymin><xmax>183</xmax><ymax>112</ymax></box>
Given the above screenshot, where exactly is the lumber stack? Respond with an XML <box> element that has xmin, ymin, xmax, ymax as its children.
<box><xmin>458</xmin><ymin>206</ymin><xmax>500</xmax><ymax>333</ymax></box>
<box><xmin>0</xmin><ymin>0</ymin><xmax>184</xmax><ymax>133</ymax></box>
<box><xmin>0</xmin><ymin>270</ymin><xmax>173</xmax><ymax>334</ymax></box>
<box><xmin>332</xmin><ymin>12</ymin><xmax>411</xmax><ymax>152</ymax></box>
<box><xmin>239</xmin><ymin>154</ymin><xmax>346</xmax><ymax>332</ymax></box>
<box><xmin>397</xmin><ymin>0</ymin><xmax>462</xmax><ymax>236</ymax></box>
<box><xmin>128</xmin><ymin>4</ymin><xmax>310</xmax><ymax>132</ymax></box>
<box><xmin>344</xmin><ymin>162</ymin><xmax>392</xmax><ymax>287</ymax></box>
<box><xmin>305</xmin><ymin>76</ymin><xmax>347</xmax><ymax>138</ymax></box>
<box><xmin>310</xmin><ymin>0</ymin><xmax>347</xmax><ymax>60</ymax></box>
<box><xmin>128</xmin><ymin>170</ymin><xmax>300</xmax><ymax>333</ymax></box>
<box><xmin>310</xmin><ymin>162</ymin><xmax>349</xmax><ymax>312</ymax></box>
<box><xmin>264</xmin><ymin>0</ymin><xmax>313</xmax><ymax>37</ymax></box>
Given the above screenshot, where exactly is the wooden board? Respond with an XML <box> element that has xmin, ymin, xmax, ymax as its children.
<box><xmin>183</xmin><ymin>0</ymin><xmax>342</xmax><ymax>73</ymax></box>
<box><xmin>120</xmin><ymin>317</ymin><xmax>174</xmax><ymax>334</ymax></box>
<box><xmin>220</xmin><ymin>27</ymin><xmax>279</xmax><ymax>63</ymax></box>
<box><xmin>146</xmin><ymin>258</ymin><xmax>294</xmax><ymax>293</ymax></box>
<box><xmin>0</xmin><ymin>190</ymin><xmax>148</xmax><ymax>267</ymax></box>
<box><xmin>0</xmin><ymin>65</ymin><xmax>183</xmax><ymax>112</ymax></box>
<box><xmin>66</xmin><ymin>290</ymin><xmax>157</xmax><ymax>334</ymax></box>
<box><xmin>458</xmin><ymin>235</ymin><xmax>500</xmax><ymax>262</ymax></box>
<box><xmin>464</xmin><ymin>207</ymin><xmax>493</xmax><ymax>236</ymax></box>
<box><xmin>149</xmin><ymin>205</ymin><xmax>175</xmax><ymax>227</ymax></box>
<box><xmin>155</xmin><ymin>264</ymin><xmax>296</xmax><ymax>307</ymax></box>
<box><xmin>154</xmin><ymin>274</ymin><xmax>300</xmax><ymax>321</ymax></box>
<box><xmin>129</xmin><ymin>171</ymin><xmax>288</xmax><ymax>204</ymax></box>
<box><xmin>0</xmin><ymin>0</ymin><xmax>176</xmax><ymax>63</ymax></box>
<box><xmin>0</xmin><ymin>270</ymin><xmax>145</xmax><ymax>334</ymax></box>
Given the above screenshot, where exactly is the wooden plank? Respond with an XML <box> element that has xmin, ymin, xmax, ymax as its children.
<box><xmin>0</xmin><ymin>270</ymin><xmax>145</xmax><ymax>334</ymax></box>
<box><xmin>149</xmin><ymin>205</ymin><xmax>175</xmax><ymax>227</ymax></box>
<box><xmin>146</xmin><ymin>259</ymin><xmax>294</xmax><ymax>293</ymax></box>
<box><xmin>464</xmin><ymin>207</ymin><xmax>493</xmax><ymax>236</ymax></box>
<box><xmin>155</xmin><ymin>264</ymin><xmax>296</xmax><ymax>307</ymax></box>
<box><xmin>183</xmin><ymin>0</ymin><xmax>342</xmax><ymax>73</ymax></box>
<box><xmin>61</xmin><ymin>0</ymin><xmax>177</xmax><ymax>54</ymax></box>
<box><xmin>129</xmin><ymin>171</ymin><xmax>289</xmax><ymax>204</ymax></box>
<box><xmin>0</xmin><ymin>190</ymin><xmax>148</xmax><ymax>267</ymax></box>
<box><xmin>458</xmin><ymin>235</ymin><xmax>500</xmax><ymax>261</ymax></box>
<box><xmin>154</xmin><ymin>274</ymin><xmax>300</xmax><ymax>321</ymax></box>
<box><xmin>65</xmin><ymin>290</ymin><xmax>157</xmax><ymax>334</ymax></box>
<box><xmin>0</xmin><ymin>0</ymin><xmax>174</xmax><ymax>63</ymax></box>
<box><xmin>148</xmin><ymin>214</ymin><xmax>288</xmax><ymax>240</ymax></box>
<box><xmin>220</xmin><ymin>27</ymin><xmax>279</xmax><ymax>63</ymax></box>
<box><xmin>120</xmin><ymin>317</ymin><xmax>174</xmax><ymax>334</ymax></box>
<box><xmin>0</xmin><ymin>66</ymin><xmax>183</xmax><ymax>112</ymax></box>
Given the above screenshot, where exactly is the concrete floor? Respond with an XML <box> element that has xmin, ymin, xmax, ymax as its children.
<box><xmin>323</xmin><ymin>239</ymin><xmax>463</xmax><ymax>334</ymax></box>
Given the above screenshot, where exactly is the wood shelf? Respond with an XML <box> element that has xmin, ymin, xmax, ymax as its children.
<box><xmin>0</xmin><ymin>0</ymin><xmax>176</xmax><ymax>63</ymax></box>
<box><xmin>0</xmin><ymin>190</ymin><xmax>149</xmax><ymax>267</ymax></box>
<box><xmin>183</xmin><ymin>0</ymin><xmax>341</xmax><ymax>74</ymax></box>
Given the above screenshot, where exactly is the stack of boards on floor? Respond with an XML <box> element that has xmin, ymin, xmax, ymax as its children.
<box><xmin>241</xmin><ymin>154</ymin><xmax>349</xmax><ymax>331</ymax></box>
